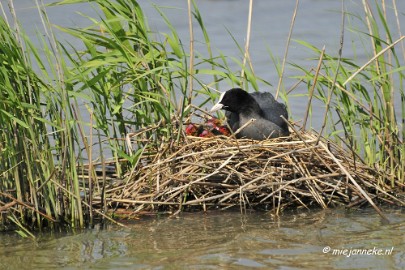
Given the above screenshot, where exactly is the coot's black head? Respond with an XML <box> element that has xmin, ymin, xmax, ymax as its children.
<box><xmin>210</xmin><ymin>88</ymin><xmax>261</xmax><ymax>114</ymax></box>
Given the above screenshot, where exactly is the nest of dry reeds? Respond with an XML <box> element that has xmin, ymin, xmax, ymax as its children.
<box><xmin>98</xmin><ymin>115</ymin><xmax>402</xmax><ymax>217</ymax></box>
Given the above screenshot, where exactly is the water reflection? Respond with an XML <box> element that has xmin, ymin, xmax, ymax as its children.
<box><xmin>1</xmin><ymin>208</ymin><xmax>404</xmax><ymax>269</ymax></box>
<box><xmin>2</xmin><ymin>1</ymin><xmax>405</xmax><ymax>269</ymax></box>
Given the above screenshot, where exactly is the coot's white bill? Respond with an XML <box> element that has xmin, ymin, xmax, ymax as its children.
<box><xmin>210</xmin><ymin>102</ymin><xmax>224</xmax><ymax>112</ymax></box>
<box><xmin>208</xmin><ymin>88</ymin><xmax>290</xmax><ymax>140</ymax></box>
<box><xmin>210</xmin><ymin>91</ymin><xmax>226</xmax><ymax>112</ymax></box>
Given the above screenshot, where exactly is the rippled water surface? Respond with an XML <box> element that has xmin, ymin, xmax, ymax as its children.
<box><xmin>1</xmin><ymin>208</ymin><xmax>405</xmax><ymax>269</ymax></box>
<box><xmin>2</xmin><ymin>1</ymin><xmax>405</xmax><ymax>269</ymax></box>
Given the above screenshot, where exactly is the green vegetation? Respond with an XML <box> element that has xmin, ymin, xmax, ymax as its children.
<box><xmin>0</xmin><ymin>0</ymin><xmax>403</xmax><ymax>236</ymax></box>
<box><xmin>294</xmin><ymin>2</ymin><xmax>405</xmax><ymax>186</ymax></box>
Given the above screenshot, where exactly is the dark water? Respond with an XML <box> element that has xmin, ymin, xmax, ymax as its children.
<box><xmin>2</xmin><ymin>1</ymin><xmax>405</xmax><ymax>269</ymax></box>
<box><xmin>1</xmin><ymin>208</ymin><xmax>404</xmax><ymax>269</ymax></box>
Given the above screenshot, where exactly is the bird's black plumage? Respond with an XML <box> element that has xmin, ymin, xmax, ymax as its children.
<box><xmin>210</xmin><ymin>88</ymin><xmax>289</xmax><ymax>140</ymax></box>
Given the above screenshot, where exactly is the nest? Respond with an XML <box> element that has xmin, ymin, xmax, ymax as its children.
<box><xmin>99</xmin><ymin>117</ymin><xmax>401</xmax><ymax>217</ymax></box>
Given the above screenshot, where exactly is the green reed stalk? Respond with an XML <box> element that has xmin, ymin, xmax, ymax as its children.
<box><xmin>0</xmin><ymin>0</ymin><xmax>266</xmax><ymax>233</ymax></box>
<box><xmin>2</xmin><ymin>0</ymin><xmax>403</xmax><ymax>234</ymax></box>
<box><xmin>295</xmin><ymin>1</ymin><xmax>404</xmax><ymax>186</ymax></box>
<box><xmin>0</xmin><ymin>0</ymin><xmax>90</xmax><ymax>232</ymax></box>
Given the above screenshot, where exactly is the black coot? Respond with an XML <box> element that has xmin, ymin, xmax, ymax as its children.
<box><xmin>210</xmin><ymin>88</ymin><xmax>289</xmax><ymax>140</ymax></box>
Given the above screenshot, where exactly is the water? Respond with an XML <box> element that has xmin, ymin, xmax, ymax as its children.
<box><xmin>7</xmin><ymin>0</ymin><xmax>405</xmax><ymax>129</ymax></box>
<box><xmin>2</xmin><ymin>1</ymin><xmax>405</xmax><ymax>269</ymax></box>
<box><xmin>1</xmin><ymin>208</ymin><xmax>404</xmax><ymax>269</ymax></box>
